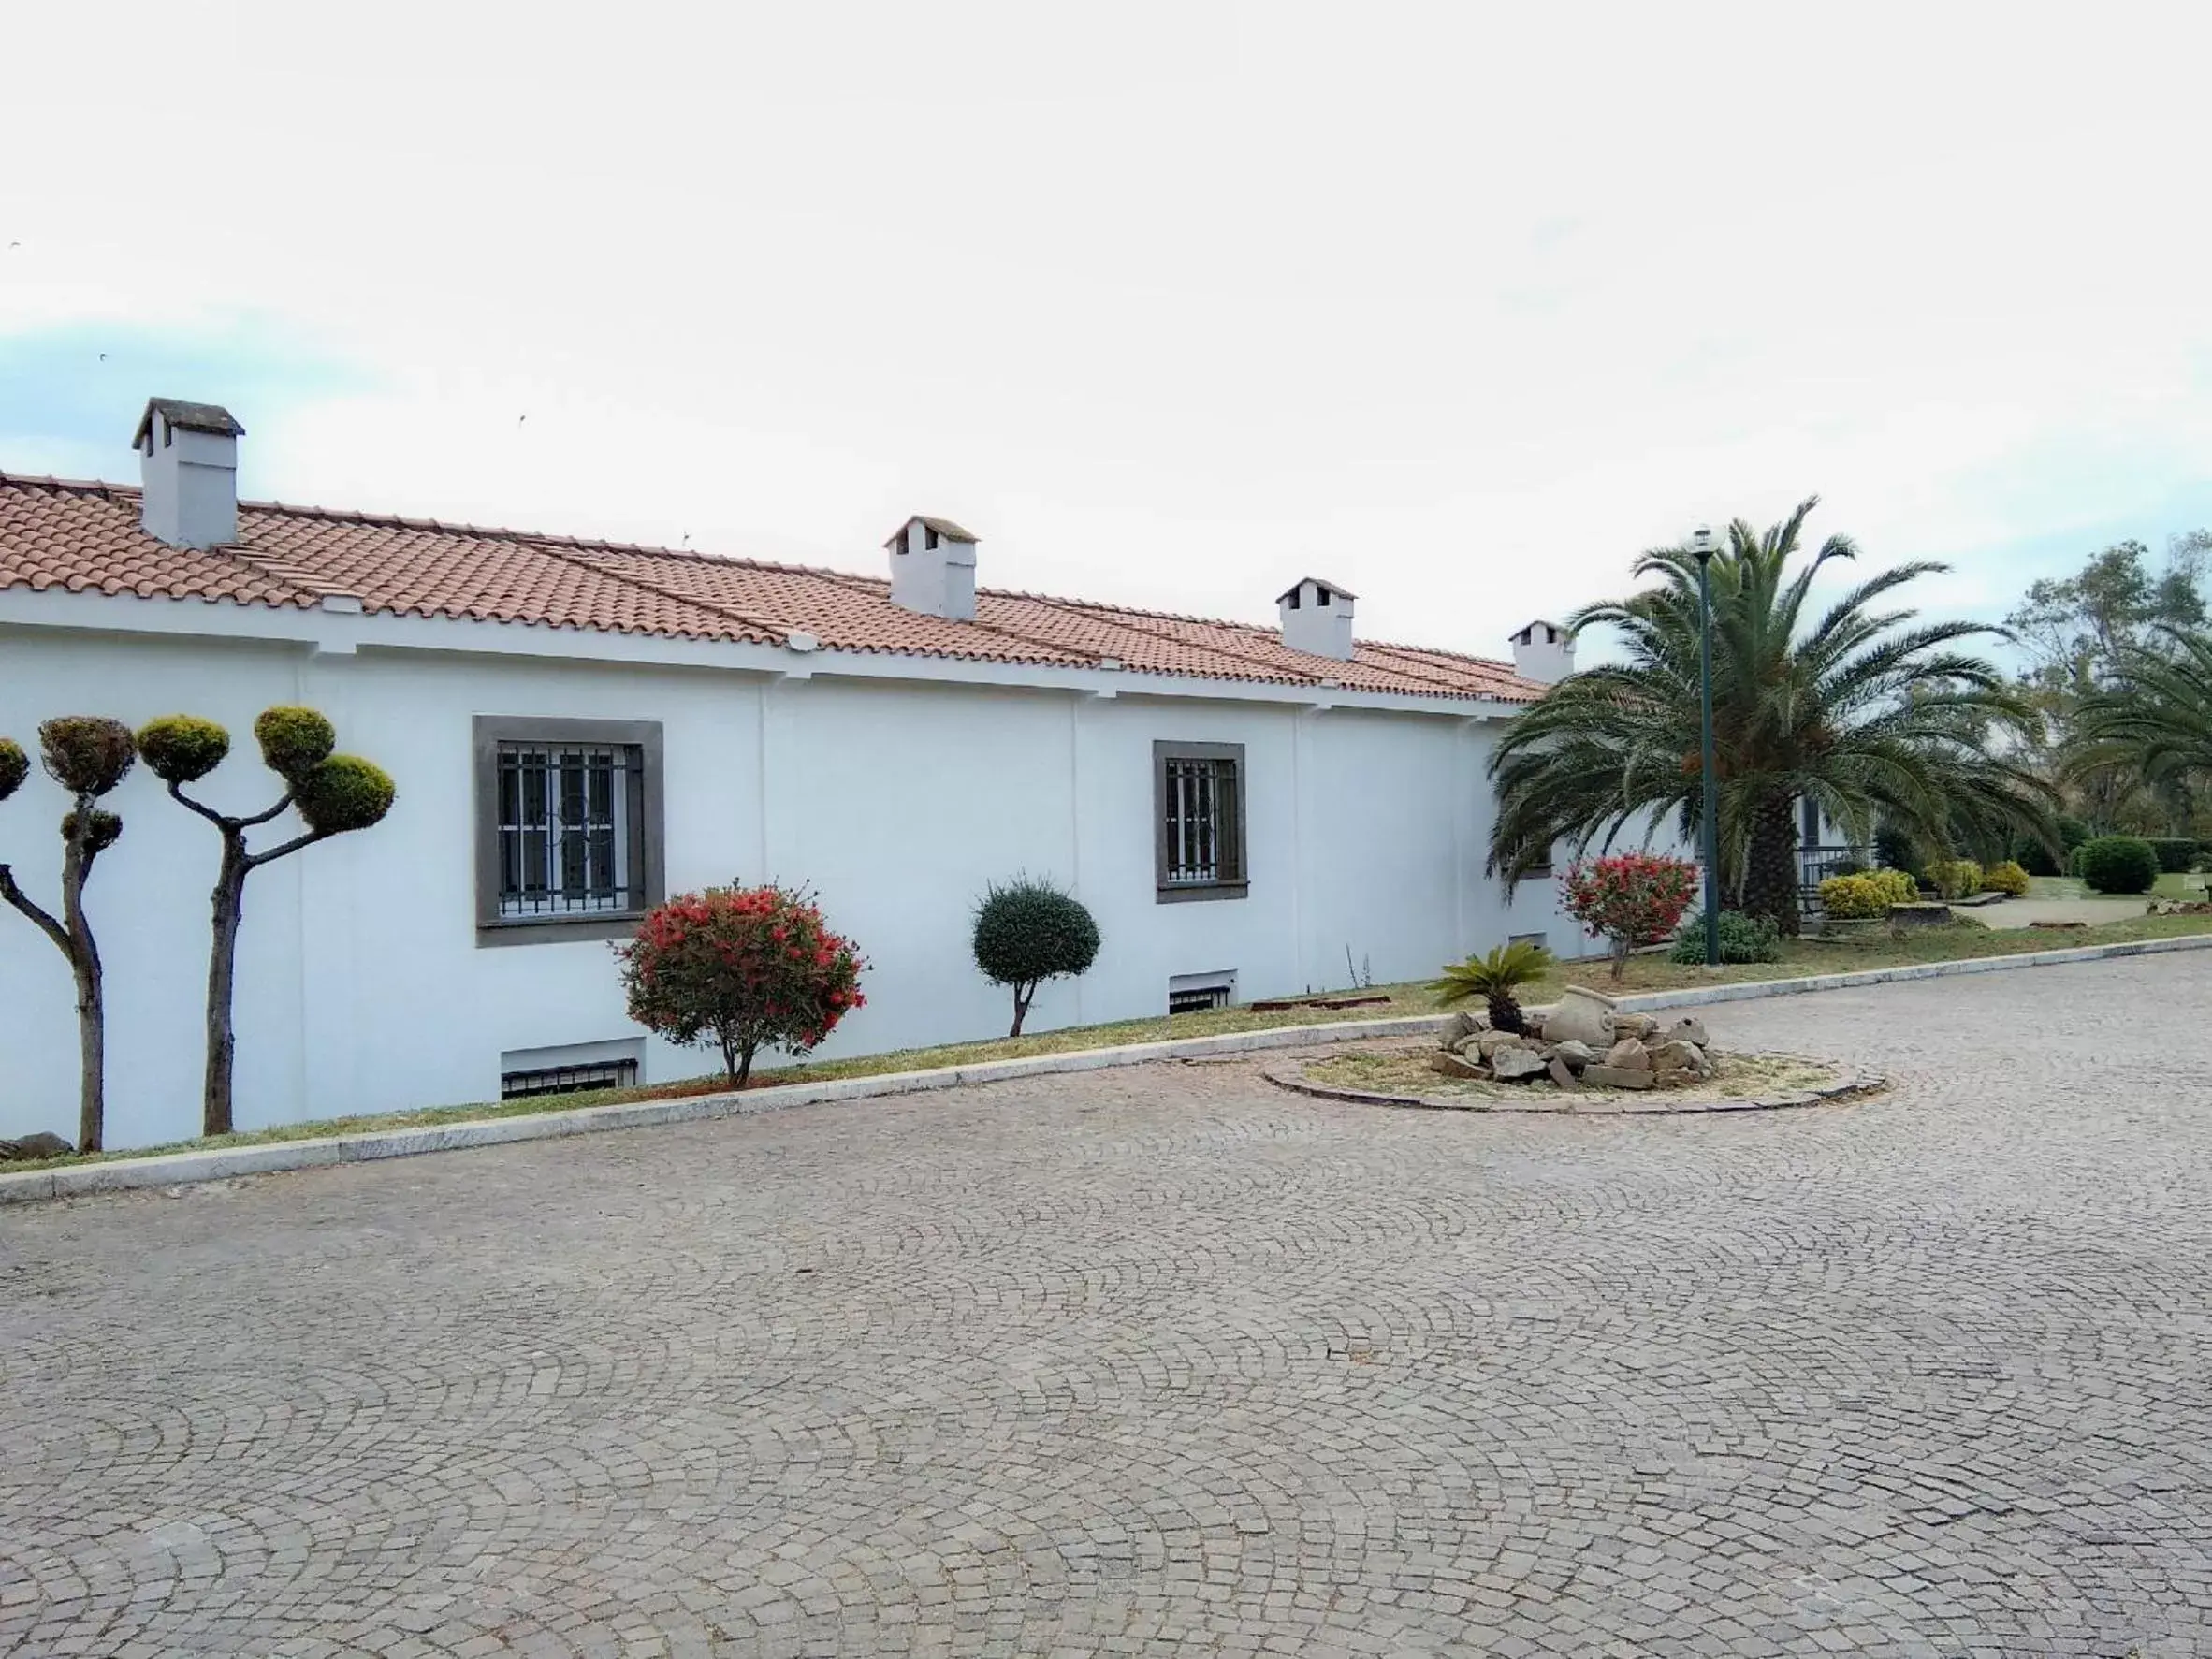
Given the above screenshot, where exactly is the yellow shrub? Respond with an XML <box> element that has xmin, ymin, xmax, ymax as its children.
<box><xmin>1926</xmin><ymin>858</ymin><xmax>1982</xmax><ymax>901</ymax></box>
<box><xmin>1820</xmin><ymin>868</ymin><xmax>1919</xmax><ymax>919</ymax></box>
<box><xmin>1982</xmin><ymin>859</ymin><xmax>2030</xmax><ymax>896</ymax></box>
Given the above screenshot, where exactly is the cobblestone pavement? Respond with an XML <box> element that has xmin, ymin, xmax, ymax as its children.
<box><xmin>4</xmin><ymin>955</ymin><xmax>2211</xmax><ymax>1658</ymax></box>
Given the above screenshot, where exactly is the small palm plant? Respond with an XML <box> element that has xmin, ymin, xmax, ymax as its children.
<box><xmin>1429</xmin><ymin>939</ymin><xmax>1555</xmax><ymax>1034</ymax></box>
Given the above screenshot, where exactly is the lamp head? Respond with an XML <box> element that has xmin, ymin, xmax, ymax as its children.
<box><xmin>1688</xmin><ymin>524</ymin><xmax>1717</xmax><ymax>561</ymax></box>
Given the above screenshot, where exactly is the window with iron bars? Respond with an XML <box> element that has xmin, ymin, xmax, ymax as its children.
<box><xmin>495</xmin><ymin>741</ymin><xmax>641</xmax><ymax>917</ymax></box>
<box><xmin>1154</xmin><ymin>741</ymin><xmax>1247</xmax><ymax>901</ymax></box>
<box><xmin>475</xmin><ymin>718</ymin><xmax>662</xmax><ymax>942</ymax></box>
<box><xmin>501</xmin><ymin>1058</ymin><xmax>639</xmax><ymax>1099</ymax></box>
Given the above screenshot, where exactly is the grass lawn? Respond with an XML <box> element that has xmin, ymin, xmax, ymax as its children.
<box><xmin>10</xmin><ymin>910</ymin><xmax>2212</xmax><ymax>1173</ymax></box>
<box><xmin>1304</xmin><ymin>1045</ymin><xmax>1845</xmax><ymax>1104</ymax></box>
<box><xmin>2029</xmin><ymin>873</ymin><xmax>2210</xmax><ymax>902</ymax></box>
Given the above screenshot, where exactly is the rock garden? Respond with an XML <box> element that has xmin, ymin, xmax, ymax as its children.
<box><xmin>1273</xmin><ymin>982</ymin><xmax>1881</xmax><ymax>1114</ymax></box>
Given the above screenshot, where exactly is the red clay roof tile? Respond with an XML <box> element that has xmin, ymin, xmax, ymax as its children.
<box><xmin>0</xmin><ymin>474</ymin><xmax>1542</xmax><ymax>702</ymax></box>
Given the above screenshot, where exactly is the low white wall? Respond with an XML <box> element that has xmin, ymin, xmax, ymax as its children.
<box><xmin>1</xmin><ymin>628</ymin><xmax>1579</xmax><ymax>1148</ymax></box>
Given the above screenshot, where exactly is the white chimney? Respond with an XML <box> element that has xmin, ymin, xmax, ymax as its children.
<box><xmin>1277</xmin><ymin>576</ymin><xmax>1356</xmax><ymax>661</ymax></box>
<box><xmin>135</xmin><ymin>398</ymin><xmax>244</xmax><ymax>548</ymax></box>
<box><xmin>1510</xmin><ymin>618</ymin><xmax>1576</xmax><ymax>685</ymax></box>
<box><xmin>885</xmin><ymin>515</ymin><xmax>979</xmax><ymax>621</ymax></box>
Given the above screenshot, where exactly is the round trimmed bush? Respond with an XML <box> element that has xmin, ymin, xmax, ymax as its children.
<box><xmin>38</xmin><ymin>716</ymin><xmax>135</xmax><ymax>796</ymax></box>
<box><xmin>292</xmin><ymin>755</ymin><xmax>397</xmax><ymax>836</ymax></box>
<box><xmin>1982</xmin><ymin>859</ymin><xmax>2030</xmax><ymax>897</ymax></box>
<box><xmin>255</xmin><ymin>706</ymin><xmax>337</xmax><ymax>780</ymax></box>
<box><xmin>136</xmin><ymin>714</ymin><xmax>231</xmax><ymax>784</ymax></box>
<box><xmin>2077</xmin><ymin>835</ymin><xmax>2158</xmax><ymax>895</ymax></box>
<box><xmin>973</xmin><ymin>877</ymin><xmax>1102</xmax><ymax>1037</ymax></box>
<box><xmin>59</xmin><ymin>808</ymin><xmax>123</xmax><ymax>857</ymax></box>
<box><xmin>0</xmin><ymin>737</ymin><xmax>26</xmax><ymax>803</ymax></box>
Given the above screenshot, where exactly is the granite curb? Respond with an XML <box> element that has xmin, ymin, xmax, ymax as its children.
<box><xmin>4</xmin><ymin>929</ymin><xmax>2205</xmax><ymax>1205</ymax></box>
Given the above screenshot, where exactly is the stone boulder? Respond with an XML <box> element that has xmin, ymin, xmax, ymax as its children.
<box><xmin>1547</xmin><ymin>1056</ymin><xmax>1580</xmax><ymax>1090</ymax></box>
<box><xmin>1542</xmin><ymin>985</ymin><xmax>1617</xmax><ymax>1048</ymax></box>
<box><xmin>1551</xmin><ymin>1039</ymin><xmax>1594</xmax><ymax>1070</ymax></box>
<box><xmin>1646</xmin><ymin>1040</ymin><xmax>1706</xmax><ymax>1073</ymax></box>
<box><xmin>1658</xmin><ymin>1017</ymin><xmax>1710</xmax><ymax>1049</ymax></box>
<box><xmin>1601</xmin><ymin>1039</ymin><xmax>1651</xmax><ymax>1071</ymax></box>
<box><xmin>1652</xmin><ymin>1066</ymin><xmax>1698</xmax><ymax>1088</ymax></box>
<box><xmin>1477</xmin><ymin>1030</ymin><xmax>1533</xmax><ymax>1059</ymax></box>
<box><xmin>1430</xmin><ymin>1050</ymin><xmax>1488</xmax><ymax>1080</ymax></box>
<box><xmin>0</xmin><ymin>1131</ymin><xmax>72</xmax><ymax>1162</ymax></box>
<box><xmin>1610</xmin><ymin>1011</ymin><xmax>1658</xmax><ymax>1041</ymax></box>
<box><xmin>1439</xmin><ymin>1010</ymin><xmax>1482</xmax><ymax>1047</ymax></box>
<box><xmin>1492</xmin><ymin>1046</ymin><xmax>1549</xmax><ymax>1083</ymax></box>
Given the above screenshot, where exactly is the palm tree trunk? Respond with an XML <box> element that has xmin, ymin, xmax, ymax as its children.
<box><xmin>1742</xmin><ymin>796</ymin><xmax>1801</xmax><ymax>936</ymax></box>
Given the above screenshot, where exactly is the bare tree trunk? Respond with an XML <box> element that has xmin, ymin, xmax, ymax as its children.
<box><xmin>58</xmin><ymin>808</ymin><xmax>105</xmax><ymax>1153</ymax></box>
<box><xmin>202</xmin><ymin>834</ymin><xmax>249</xmax><ymax>1137</ymax></box>
<box><xmin>1742</xmin><ymin>795</ymin><xmax>1801</xmax><ymax>937</ymax></box>
<box><xmin>1009</xmin><ymin>982</ymin><xmax>1036</xmax><ymax>1039</ymax></box>
<box><xmin>1609</xmin><ymin>935</ymin><xmax>1629</xmax><ymax>982</ymax></box>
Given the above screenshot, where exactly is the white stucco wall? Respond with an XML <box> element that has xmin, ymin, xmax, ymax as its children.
<box><xmin>0</xmin><ymin>618</ymin><xmax>1591</xmax><ymax>1148</ymax></box>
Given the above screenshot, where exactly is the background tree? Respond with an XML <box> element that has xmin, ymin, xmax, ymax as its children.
<box><xmin>2008</xmin><ymin>533</ymin><xmax>2209</xmax><ymax>834</ymax></box>
<box><xmin>971</xmin><ymin>876</ymin><xmax>1101</xmax><ymax>1036</ymax></box>
<box><xmin>1490</xmin><ymin>497</ymin><xmax>2052</xmax><ymax>934</ymax></box>
<box><xmin>616</xmin><ymin>882</ymin><xmax>866</xmax><ymax>1087</ymax></box>
<box><xmin>0</xmin><ymin>719</ymin><xmax>137</xmax><ymax>1152</ymax></box>
<box><xmin>137</xmin><ymin>707</ymin><xmax>396</xmax><ymax>1137</ymax></box>
<box><xmin>2069</xmin><ymin>623</ymin><xmax>2212</xmax><ymax>826</ymax></box>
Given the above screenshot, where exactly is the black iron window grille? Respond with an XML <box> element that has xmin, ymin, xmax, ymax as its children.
<box><xmin>500</xmin><ymin>1058</ymin><xmax>639</xmax><ymax>1100</ymax></box>
<box><xmin>1155</xmin><ymin>742</ymin><xmax>1246</xmax><ymax>901</ymax></box>
<box><xmin>495</xmin><ymin>741</ymin><xmax>641</xmax><ymax>917</ymax></box>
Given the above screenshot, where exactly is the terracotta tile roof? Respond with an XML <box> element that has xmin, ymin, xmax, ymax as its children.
<box><xmin>0</xmin><ymin>473</ymin><xmax>1543</xmax><ymax>702</ymax></box>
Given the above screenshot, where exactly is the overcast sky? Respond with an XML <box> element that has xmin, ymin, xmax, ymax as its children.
<box><xmin>5</xmin><ymin>2</ymin><xmax>2209</xmax><ymax>654</ymax></box>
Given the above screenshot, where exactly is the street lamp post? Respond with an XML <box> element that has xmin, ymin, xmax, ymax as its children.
<box><xmin>1690</xmin><ymin>526</ymin><xmax>1721</xmax><ymax>968</ymax></box>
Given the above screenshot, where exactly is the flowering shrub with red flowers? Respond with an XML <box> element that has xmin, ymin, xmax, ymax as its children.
<box><xmin>615</xmin><ymin>882</ymin><xmax>866</xmax><ymax>1086</ymax></box>
<box><xmin>1558</xmin><ymin>851</ymin><xmax>1701</xmax><ymax>981</ymax></box>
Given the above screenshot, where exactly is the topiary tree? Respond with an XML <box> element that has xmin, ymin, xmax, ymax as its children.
<box><xmin>2076</xmin><ymin>835</ymin><xmax>2158</xmax><ymax>895</ymax></box>
<box><xmin>0</xmin><ymin>719</ymin><xmax>138</xmax><ymax>1152</ymax></box>
<box><xmin>615</xmin><ymin>882</ymin><xmax>866</xmax><ymax>1086</ymax></box>
<box><xmin>971</xmin><ymin>876</ymin><xmax>1101</xmax><ymax>1036</ymax></box>
<box><xmin>1556</xmin><ymin>851</ymin><xmax>1699</xmax><ymax>982</ymax></box>
<box><xmin>137</xmin><ymin>707</ymin><xmax>396</xmax><ymax>1137</ymax></box>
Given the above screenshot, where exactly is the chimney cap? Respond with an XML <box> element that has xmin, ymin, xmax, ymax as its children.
<box><xmin>1275</xmin><ymin>576</ymin><xmax>1358</xmax><ymax>604</ymax></box>
<box><xmin>134</xmin><ymin>398</ymin><xmax>246</xmax><ymax>447</ymax></box>
<box><xmin>885</xmin><ymin>514</ymin><xmax>977</xmax><ymax>547</ymax></box>
<box><xmin>1511</xmin><ymin>618</ymin><xmax>1566</xmax><ymax>641</ymax></box>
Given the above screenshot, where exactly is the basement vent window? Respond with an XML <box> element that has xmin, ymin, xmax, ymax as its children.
<box><xmin>1508</xmin><ymin>931</ymin><xmax>1550</xmax><ymax>953</ymax></box>
<box><xmin>499</xmin><ymin>1038</ymin><xmax>646</xmax><ymax>1101</ymax></box>
<box><xmin>1169</xmin><ymin>969</ymin><xmax>1237</xmax><ymax>1015</ymax></box>
<box><xmin>502</xmin><ymin>1059</ymin><xmax>637</xmax><ymax>1100</ymax></box>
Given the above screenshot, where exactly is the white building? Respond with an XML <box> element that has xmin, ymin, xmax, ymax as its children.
<box><xmin>0</xmin><ymin>399</ymin><xmax>1579</xmax><ymax>1150</ymax></box>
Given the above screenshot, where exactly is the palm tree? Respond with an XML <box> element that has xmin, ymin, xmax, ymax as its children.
<box><xmin>1431</xmin><ymin>939</ymin><xmax>1553</xmax><ymax>1033</ymax></box>
<box><xmin>2070</xmin><ymin>624</ymin><xmax>2212</xmax><ymax>808</ymax></box>
<box><xmin>1489</xmin><ymin>497</ymin><xmax>2052</xmax><ymax>932</ymax></box>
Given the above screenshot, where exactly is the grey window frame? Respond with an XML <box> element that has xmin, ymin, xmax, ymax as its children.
<box><xmin>1154</xmin><ymin>740</ymin><xmax>1248</xmax><ymax>903</ymax></box>
<box><xmin>474</xmin><ymin>716</ymin><xmax>665</xmax><ymax>945</ymax></box>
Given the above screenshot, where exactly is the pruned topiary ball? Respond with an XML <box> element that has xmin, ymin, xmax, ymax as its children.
<box><xmin>60</xmin><ymin>808</ymin><xmax>123</xmax><ymax>856</ymax></box>
<box><xmin>38</xmin><ymin>716</ymin><xmax>136</xmax><ymax>797</ymax></box>
<box><xmin>255</xmin><ymin>706</ymin><xmax>337</xmax><ymax>780</ymax></box>
<box><xmin>136</xmin><ymin>714</ymin><xmax>232</xmax><ymax>784</ymax></box>
<box><xmin>972</xmin><ymin>876</ymin><xmax>1101</xmax><ymax>989</ymax></box>
<box><xmin>0</xmin><ymin>737</ymin><xmax>26</xmax><ymax>803</ymax></box>
<box><xmin>293</xmin><ymin>754</ymin><xmax>396</xmax><ymax>836</ymax></box>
